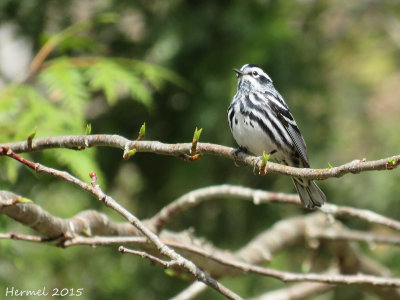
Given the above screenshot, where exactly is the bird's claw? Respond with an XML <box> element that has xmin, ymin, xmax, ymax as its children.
<box><xmin>232</xmin><ymin>146</ymin><xmax>247</xmax><ymax>167</ymax></box>
<box><xmin>252</xmin><ymin>160</ymin><xmax>258</xmax><ymax>175</ymax></box>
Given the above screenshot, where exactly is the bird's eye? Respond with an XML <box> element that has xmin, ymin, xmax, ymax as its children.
<box><xmin>252</xmin><ymin>71</ymin><xmax>259</xmax><ymax>77</ymax></box>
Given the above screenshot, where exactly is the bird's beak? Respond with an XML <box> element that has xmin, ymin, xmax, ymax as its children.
<box><xmin>233</xmin><ymin>68</ymin><xmax>244</xmax><ymax>76</ymax></box>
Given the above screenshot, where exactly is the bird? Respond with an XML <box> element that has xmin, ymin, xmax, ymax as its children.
<box><xmin>227</xmin><ymin>64</ymin><xmax>326</xmax><ymax>208</ymax></box>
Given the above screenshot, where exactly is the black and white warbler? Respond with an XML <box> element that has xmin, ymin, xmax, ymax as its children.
<box><xmin>227</xmin><ymin>64</ymin><xmax>326</xmax><ymax>208</ymax></box>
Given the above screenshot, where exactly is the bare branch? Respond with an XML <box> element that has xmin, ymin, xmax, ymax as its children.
<box><xmin>3</xmin><ymin>134</ymin><xmax>400</xmax><ymax>180</ymax></box>
<box><xmin>150</xmin><ymin>184</ymin><xmax>400</xmax><ymax>233</ymax></box>
<box><xmin>3</xmin><ymin>186</ymin><xmax>399</xmax><ymax>273</ymax></box>
<box><xmin>3</xmin><ymin>184</ymin><xmax>400</xmax><ymax>284</ymax></box>
<box><xmin>0</xmin><ymin>232</ymin><xmax>46</xmax><ymax>243</ymax></box>
<box><xmin>250</xmin><ymin>281</ymin><xmax>334</xmax><ymax>300</ymax></box>
<box><xmin>2</xmin><ymin>194</ymin><xmax>400</xmax><ymax>292</ymax></box>
<box><xmin>66</xmin><ymin>233</ymin><xmax>400</xmax><ymax>288</ymax></box>
<box><xmin>119</xmin><ymin>246</ymin><xmax>178</xmax><ymax>269</ymax></box>
<box><xmin>250</xmin><ymin>267</ymin><xmax>337</xmax><ymax>300</ymax></box>
<box><xmin>2</xmin><ymin>139</ymin><xmax>400</xmax><ymax>297</ymax></box>
<box><xmin>234</xmin><ymin>212</ymin><xmax>400</xmax><ymax>298</ymax></box>
<box><xmin>87</xmin><ymin>176</ymin><xmax>242</xmax><ymax>299</ymax></box>
<box><xmin>171</xmin><ymin>282</ymin><xmax>208</xmax><ymax>300</ymax></box>
<box><xmin>191</xmin><ymin>248</ymin><xmax>400</xmax><ymax>288</ymax></box>
<box><xmin>63</xmin><ymin>235</ymin><xmax>148</xmax><ymax>247</ymax></box>
<box><xmin>0</xmin><ymin>151</ymin><xmax>243</xmax><ymax>300</ymax></box>
<box><xmin>310</xmin><ymin>228</ymin><xmax>400</xmax><ymax>246</ymax></box>
<box><xmin>0</xmin><ymin>191</ymin><xmax>139</xmax><ymax>238</ymax></box>
<box><xmin>151</xmin><ymin>184</ymin><xmax>299</xmax><ymax>232</ymax></box>
<box><xmin>130</xmin><ymin>231</ymin><xmax>400</xmax><ymax>288</ymax></box>
<box><xmin>0</xmin><ymin>193</ymin><xmax>245</xmax><ymax>278</ymax></box>
<box><xmin>321</xmin><ymin>232</ymin><xmax>400</xmax><ymax>298</ymax></box>
<box><xmin>320</xmin><ymin>203</ymin><xmax>400</xmax><ymax>231</ymax></box>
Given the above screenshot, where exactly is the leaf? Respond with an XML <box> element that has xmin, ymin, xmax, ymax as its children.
<box><xmin>0</xmin><ymin>54</ymin><xmax>184</xmax><ymax>184</ymax></box>
<box><xmin>86</xmin><ymin>59</ymin><xmax>152</xmax><ymax>106</ymax></box>
<box><xmin>123</xmin><ymin>59</ymin><xmax>192</xmax><ymax>91</ymax></box>
<box><xmin>0</xmin><ymin>85</ymin><xmax>80</xmax><ymax>141</ymax></box>
<box><xmin>128</xmin><ymin>74</ymin><xmax>152</xmax><ymax>106</ymax></box>
<box><xmin>38</xmin><ymin>58</ymin><xmax>88</xmax><ymax>117</ymax></box>
<box><xmin>37</xmin><ymin>12</ymin><xmax>119</xmax><ymax>57</ymax></box>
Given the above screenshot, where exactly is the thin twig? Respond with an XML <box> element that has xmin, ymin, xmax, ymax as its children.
<box><xmin>119</xmin><ymin>246</ymin><xmax>178</xmax><ymax>268</ymax></box>
<box><xmin>310</xmin><ymin>228</ymin><xmax>400</xmax><ymax>246</ymax></box>
<box><xmin>3</xmin><ymin>134</ymin><xmax>400</xmax><ymax>180</ymax></box>
<box><xmin>0</xmin><ymin>232</ymin><xmax>47</xmax><ymax>243</ymax></box>
<box><xmin>122</xmin><ymin>235</ymin><xmax>400</xmax><ymax>288</ymax></box>
<box><xmin>64</xmin><ymin>236</ymin><xmax>148</xmax><ymax>247</ymax></box>
<box><xmin>176</xmin><ymin>246</ymin><xmax>400</xmax><ymax>287</ymax></box>
<box><xmin>59</xmin><ymin>234</ymin><xmax>400</xmax><ymax>288</ymax></box>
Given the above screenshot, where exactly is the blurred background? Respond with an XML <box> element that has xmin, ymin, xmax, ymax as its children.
<box><xmin>0</xmin><ymin>0</ymin><xmax>399</xmax><ymax>299</ymax></box>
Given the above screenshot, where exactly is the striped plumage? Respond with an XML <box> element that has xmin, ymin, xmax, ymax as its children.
<box><xmin>228</xmin><ymin>64</ymin><xmax>326</xmax><ymax>208</ymax></box>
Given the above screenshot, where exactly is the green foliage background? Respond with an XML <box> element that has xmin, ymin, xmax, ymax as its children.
<box><xmin>1</xmin><ymin>1</ymin><xmax>399</xmax><ymax>299</ymax></box>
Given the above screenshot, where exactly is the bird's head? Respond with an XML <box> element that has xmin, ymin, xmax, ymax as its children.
<box><xmin>233</xmin><ymin>64</ymin><xmax>272</xmax><ymax>92</ymax></box>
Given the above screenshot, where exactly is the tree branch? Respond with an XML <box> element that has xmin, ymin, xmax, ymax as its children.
<box><xmin>320</xmin><ymin>203</ymin><xmax>400</xmax><ymax>231</ymax></box>
<box><xmin>0</xmin><ymin>150</ymin><xmax>243</xmax><ymax>300</ymax></box>
<box><xmin>310</xmin><ymin>227</ymin><xmax>400</xmax><ymax>246</ymax></box>
<box><xmin>150</xmin><ymin>184</ymin><xmax>400</xmax><ymax>233</ymax></box>
<box><xmin>0</xmin><ymin>232</ymin><xmax>47</xmax><ymax>243</ymax></box>
<box><xmin>137</xmin><ymin>236</ymin><xmax>400</xmax><ymax>288</ymax></box>
<box><xmin>0</xmin><ymin>191</ymin><xmax>139</xmax><ymax>238</ymax></box>
<box><xmin>2</xmin><ymin>195</ymin><xmax>400</xmax><ymax>293</ymax></box>
<box><xmin>250</xmin><ymin>281</ymin><xmax>334</xmax><ymax>300</ymax></box>
<box><xmin>2</xmin><ymin>137</ymin><xmax>400</xmax><ymax>298</ymax></box>
<box><xmin>151</xmin><ymin>184</ymin><xmax>299</xmax><ymax>232</ymax></box>
<box><xmin>119</xmin><ymin>246</ymin><xmax>179</xmax><ymax>269</ymax></box>
<box><xmin>3</xmin><ymin>134</ymin><xmax>400</xmax><ymax>180</ymax></box>
<box><xmin>63</xmin><ymin>231</ymin><xmax>400</xmax><ymax>288</ymax></box>
<box><xmin>171</xmin><ymin>282</ymin><xmax>208</xmax><ymax>300</ymax></box>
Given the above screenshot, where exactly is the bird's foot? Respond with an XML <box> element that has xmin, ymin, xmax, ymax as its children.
<box><xmin>232</xmin><ymin>146</ymin><xmax>247</xmax><ymax>167</ymax></box>
<box><xmin>253</xmin><ymin>160</ymin><xmax>260</xmax><ymax>175</ymax></box>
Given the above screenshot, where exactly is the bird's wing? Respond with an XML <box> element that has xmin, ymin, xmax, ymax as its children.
<box><xmin>265</xmin><ymin>91</ymin><xmax>310</xmax><ymax>167</ymax></box>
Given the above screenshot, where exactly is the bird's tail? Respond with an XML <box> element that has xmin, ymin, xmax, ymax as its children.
<box><xmin>292</xmin><ymin>178</ymin><xmax>326</xmax><ymax>208</ymax></box>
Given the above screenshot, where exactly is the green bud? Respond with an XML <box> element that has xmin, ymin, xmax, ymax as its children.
<box><xmin>193</xmin><ymin>127</ymin><xmax>203</xmax><ymax>141</ymax></box>
<box><xmin>262</xmin><ymin>151</ymin><xmax>271</xmax><ymax>164</ymax></box>
<box><xmin>138</xmin><ymin>122</ymin><xmax>146</xmax><ymax>140</ymax></box>
<box><xmin>85</xmin><ymin>123</ymin><xmax>92</xmax><ymax>135</ymax></box>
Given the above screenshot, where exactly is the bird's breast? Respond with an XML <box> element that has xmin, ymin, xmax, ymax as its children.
<box><xmin>229</xmin><ymin>104</ymin><xmax>280</xmax><ymax>157</ymax></box>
